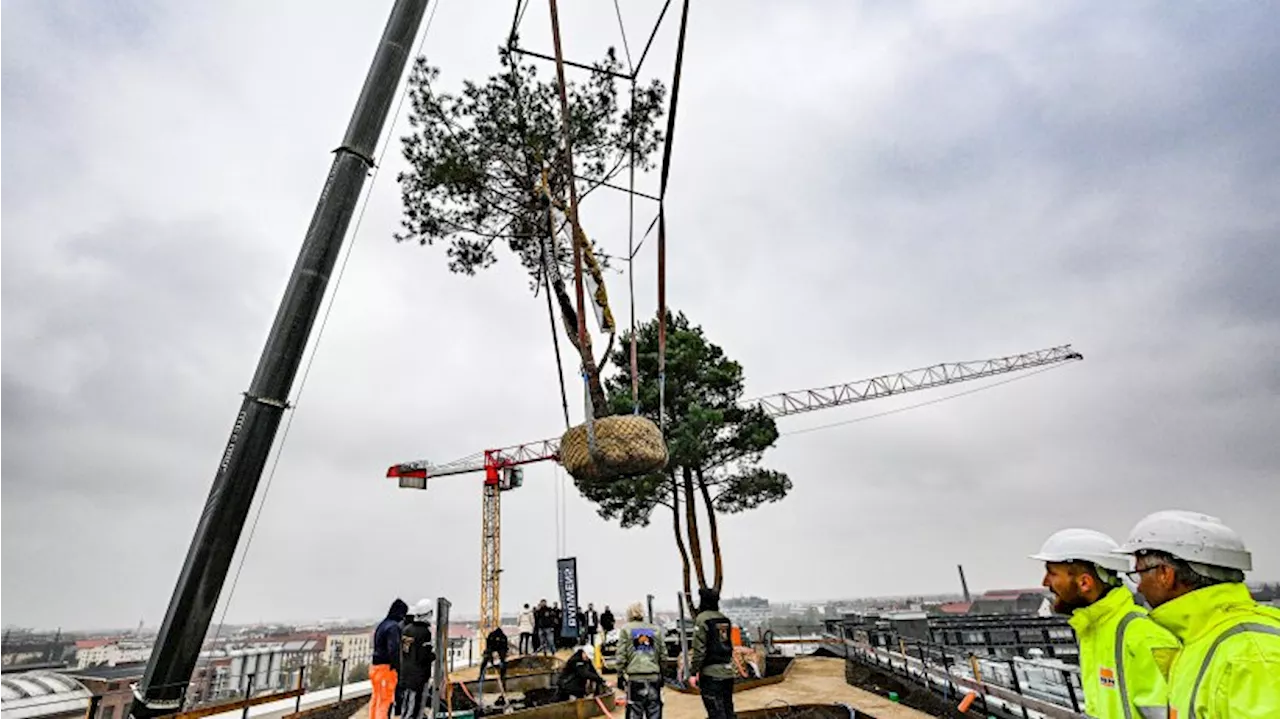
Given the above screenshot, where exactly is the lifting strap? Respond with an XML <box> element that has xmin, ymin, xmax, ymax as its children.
<box><xmin>656</xmin><ymin>0</ymin><xmax>691</xmax><ymax>433</ymax></box>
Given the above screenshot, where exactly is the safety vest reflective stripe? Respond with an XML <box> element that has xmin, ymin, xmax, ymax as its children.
<box><xmin>1136</xmin><ymin>708</ymin><xmax>1167</xmax><ymax>719</ymax></box>
<box><xmin>1114</xmin><ymin>612</ymin><xmax>1142</xmax><ymax>719</ymax></box>
<box><xmin>1186</xmin><ymin>622</ymin><xmax>1280</xmax><ymax>719</ymax></box>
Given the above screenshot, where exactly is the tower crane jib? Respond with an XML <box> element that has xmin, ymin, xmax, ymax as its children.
<box><xmin>386</xmin><ymin>344</ymin><xmax>1083</xmax><ymax>634</ymax></box>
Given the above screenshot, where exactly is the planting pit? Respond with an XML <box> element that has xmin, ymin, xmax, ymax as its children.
<box><xmin>445</xmin><ymin>671</ymin><xmax>614</xmax><ymax>719</ymax></box>
<box><xmin>665</xmin><ymin>656</ymin><xmax>795</xmax><ymax>694</ymax></box>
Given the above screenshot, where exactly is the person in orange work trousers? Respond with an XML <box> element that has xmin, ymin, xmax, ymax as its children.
<box><xmin>370</xmin><ymin>599</ymin><xmax>409</xmax><ymax>719</ymax></box>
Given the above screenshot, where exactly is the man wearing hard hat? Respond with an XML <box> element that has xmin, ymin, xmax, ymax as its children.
<box><xmin>1115</xmin><ymin>510</ymin><xmax>1280</xmax><ymax>718</ymax></box>
<box><xmin>1032</xmin><ymin>528</ymin><xmax>1180</xmax><ymax>719</ymax></box>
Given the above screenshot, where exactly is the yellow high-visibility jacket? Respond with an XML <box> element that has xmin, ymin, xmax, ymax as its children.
<box><xmin>1068</xmin><ymin>586</ymin><xmax>1180</xmax><ymax>719</ymax></box>
<box><xmin>1149</xmin><ymin>582</ymin><xmax>1280</xmax><ymax>719</ymax></box>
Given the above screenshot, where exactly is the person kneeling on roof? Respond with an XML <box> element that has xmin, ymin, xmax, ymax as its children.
<box><xmin>479</xmin><ymin>625</ymin><xmax>509</xmax><ymax>685</ymax></box>
<box><xmin>556</xmin><ymin>646</ymin><xmax>604</xmax><ymax>701</ymax></box>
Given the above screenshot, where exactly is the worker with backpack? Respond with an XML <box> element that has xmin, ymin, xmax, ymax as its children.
<box><xmin>690</xmin><ymin>588</ymin><xmax>737</xmax><ymax>719</ymax></box>
<box><xmin>396</xmin><ymin>601</ymin><xmax>436</xmax><ymax>719</ymax></box>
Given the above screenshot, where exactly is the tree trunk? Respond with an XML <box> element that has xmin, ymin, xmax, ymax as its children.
<box><xmin>597</xmin><ymin>332</ymin><xmax>615</xmax><ymax>375</ymax></box>
<box><xmin>682</xmin><ymin>466</ymin><xmax>708</xmax><ymax>592</ymax></box>
<box><xmin>695</xmin><ymin>467</ymin><xmax>724</xmax><ymax>594</ymax></box>
<box><xmin>546</xmin><ymin>228</ymin><xmax>610</xmax><ymax>416</ymax></box>
<box><xmin>582</xmin><ymin>351</ymin><xmax>609</xmax><ymax>416</ymax></box>
<box><xmin>669</xmin><ymin>471</ymin><xmax>695</xmax><ymax>616</ymax></box>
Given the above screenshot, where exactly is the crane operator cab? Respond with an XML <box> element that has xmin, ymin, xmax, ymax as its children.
<box><xmin>499</xmin><ymin>466</ymin><xmax>524</xmax><ymax>491</ymax></box>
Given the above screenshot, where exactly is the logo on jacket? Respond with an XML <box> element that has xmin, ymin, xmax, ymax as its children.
<box><xmin>1099</xmin><ymin>667</ymin><xmax>1116</xmax><ymax>689</ymax></box>
<box><xmin>631</xmin><ymin>628</ymin><xmax>657</xmax><ymax>653</ymax></box>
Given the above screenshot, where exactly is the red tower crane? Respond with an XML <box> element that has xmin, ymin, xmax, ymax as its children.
<box><xmin>387</xmin><ymin>344</ymin><xmax>1083</xmax><ymax>633</ymax></box>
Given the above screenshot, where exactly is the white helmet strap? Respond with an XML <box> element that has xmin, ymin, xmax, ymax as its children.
<box><xmin>1186</xmin><ymin>560</ymin><xmax>1245</xmax><ymax>583</ymax></box>
<box><xmin>1094</xmin><ymin>566</ymin><xmax>1122</xmax><ymax>588</ymax></box>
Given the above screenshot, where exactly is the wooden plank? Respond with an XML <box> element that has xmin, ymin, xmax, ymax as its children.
<box><xmin>460</xmin><ymin>670</ymin><xmax>558</xmax><ymax>696</ymax></box>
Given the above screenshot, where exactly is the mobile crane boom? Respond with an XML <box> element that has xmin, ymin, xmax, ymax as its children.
<box><xmin>130</xmin><ymin>2</ymin><xmax>431</xmax><ymax>715</ymax></box>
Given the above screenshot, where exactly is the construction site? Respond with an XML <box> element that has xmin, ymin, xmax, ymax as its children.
<box><xmin>5</xmin><ymin>2</ymin><xmax>1280</xmax><ymax>719</ymax></box>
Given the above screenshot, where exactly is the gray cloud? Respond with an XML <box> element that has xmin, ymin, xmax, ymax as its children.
<box><xmin>4</xmin><ymin>0</ymin><xmax>1279</xmax><ymax>630</ymax></box>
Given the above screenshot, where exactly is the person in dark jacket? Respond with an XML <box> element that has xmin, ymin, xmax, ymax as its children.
<box><xmin>690</xmin><ymin>588</ymin><xmax>736</xmax><ymax>719</ymax></box>
<box><xmin>599</xmin><ymin>606</ymin><xmax>616</xmax><ymax>633</ymax></box>
<box><xmin>397</xmin><ymin>604</ymin><xmax>436</xmax><ymax>719</ymax></box>
<box><xmin>535</xmin><ymin>599</ymin><xmax>556</xmax><ymax>656</ymax></box>
<box><xmin>370</xmin><ymin>599</ymin><xmax>408</xmax><ymax>719</ymax></box>
<box><xmin>557</xmin><ymin>646</ymin><xmax>604</xmax><ymax>700</ymax></box>
<box><xmin>552</xmin><ymin>602</ymin><xmax>565</xmax><ymax>649</ymax></box>
<box><xmin>479</xmin><ymin>626</ymin><xmax>510</xmax><ymax>684</ymax></box>
<box><xmin>583</xmin><ymin>603</ymin><xmax>600</xmax><ymax>645</ymax></box>
<box><xmin>393</xmin><ymin>611</ymin><xmax>415</xmax><ymax>717</ymax></box>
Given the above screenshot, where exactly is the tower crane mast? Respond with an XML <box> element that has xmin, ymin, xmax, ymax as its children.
<box><xmin>387</xmin><ymin>344</ymin><xmax>1083</xmax><ymax>634</ymax></box>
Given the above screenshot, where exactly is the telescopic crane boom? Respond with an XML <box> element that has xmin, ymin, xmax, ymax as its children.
<box><xmin>129</xmin><ymin>2</ymin><xmax>430</xmax><ymax>716</ymax></box>
<box><xmin>387</xmin><ymin>344</ymin><xmax>1083</xmax><ymax>634</ymax></box>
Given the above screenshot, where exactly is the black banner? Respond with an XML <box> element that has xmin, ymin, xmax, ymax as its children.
<box><xmin>557</xmin><ymin>557</ymin><xmax>580</xmax><ymax>639</ymax></box>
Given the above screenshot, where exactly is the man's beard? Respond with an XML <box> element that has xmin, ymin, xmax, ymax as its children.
<box><xmin>1052</xmin><ymin>589</ymin><xmax>1091</xmax><ymax>615</ymax></box>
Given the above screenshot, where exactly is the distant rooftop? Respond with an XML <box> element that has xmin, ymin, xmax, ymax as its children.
<box><xmin>72</xmin><ymin>640</ymin><xmax>113</xmax><ymax>650</ymax></box>
<box><xmin>980</xmin><ymin>589</ymin><xmax>1045</xmax><ymax>599</ymax></box>
<box><xmin>1</xmin><ymin>671</ymin><xmax>91</xmax><ymax>719</ymax></box>
<box><xmin>722</xmin><ymin>596</ymin><xmax>770</xmax><ymax>608</ymax></box>
<box><xmin>883</xmin><ymin>611</ymin><xmax>928</xmax><ymax>621</ymax></box>
<box><xmin>197</xmin><ymin>639</ymin><xmax>322</xmax><ymax>659</ymax></box>
<box><xmin>62</xmin><ymin>663</ymin><xmax>148</xmax><ymax>681</ymax></box>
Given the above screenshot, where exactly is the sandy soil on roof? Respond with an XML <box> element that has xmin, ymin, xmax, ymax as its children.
<box><xmin>347</xmin><ymin>657</ymin><xmax>937</xmax><ymax>719</ymax></box>
<box><xmin>658</xmin><ymin>658</ymin><xmax>936</xmax><ymax>719</ymax></box>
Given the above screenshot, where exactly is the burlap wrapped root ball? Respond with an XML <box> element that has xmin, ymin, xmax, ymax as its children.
<box><xmin>559</xmin><ymin>415</ymin><xmax>668</xmax><ymax>481</ymax></box>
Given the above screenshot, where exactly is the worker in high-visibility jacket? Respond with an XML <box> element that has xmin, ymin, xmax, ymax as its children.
<box><xmin>1116</xmin><ymin>510</ymin><xmax>1280</xmax><ymax>719</ymax></box>
<box><xmin>1032</xmin><ymin>528</ymin><xmax>1180</xmax><ymax>719</ymax></box>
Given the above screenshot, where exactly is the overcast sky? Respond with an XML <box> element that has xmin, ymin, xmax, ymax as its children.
<box><xmin>4</xmin><ymin>0</ymin><xmax>1278</xmax><ymax>632</ymax></box>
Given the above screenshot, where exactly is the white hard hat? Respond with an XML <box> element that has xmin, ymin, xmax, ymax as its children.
<box><xmin>410</xmin><ymin>599</ymin><xmax>435</xmax><ymax>618</ymax></box>
<box><xmin>1114</xmin><ymin>510</ymin><xmax>1251</xmax><ymax>571</ymax></box>
<box><xmin>1030</xmin><ymin>528</ymin><xmax>1132</xmax><ymax>572</ymax></box>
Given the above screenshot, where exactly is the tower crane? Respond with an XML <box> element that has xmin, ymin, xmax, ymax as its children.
<box><xmin>386</xmin><ymin>344</ymin><xmax>1083</xmax><ymax>634</ymax></box>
